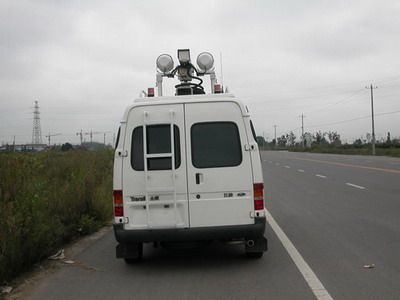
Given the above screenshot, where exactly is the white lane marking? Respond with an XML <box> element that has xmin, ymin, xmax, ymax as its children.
<box><xmin>315</xmin><ymin>174</ymin><xmax>327</xmax><ymax>178</ymax></box>
<box><xmin>284</xmin><ymin>165</ymin><xmax>291</xmax><ymax>169</ymax></box>
<box><xmin>346</xmin><ymin>183</ymin><xmax>366</xmax><ymax>190</ymax></box>
<box><xmin>297</xmin><ymin>169</ymin><xmax>305</xmax><ymax>173</ymax></box>
<box><xmin>266</xmin><ymin>209</ymin><xmax>334</xmax><ymax>300</ymax></box>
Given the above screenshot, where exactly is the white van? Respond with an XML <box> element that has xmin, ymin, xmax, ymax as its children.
<box><xmin>113</xmin><ymin>50</ymin><xmax>267</xmax><ymax>262</ymax></box>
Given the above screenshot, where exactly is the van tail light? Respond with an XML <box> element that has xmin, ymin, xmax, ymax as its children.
<box><xmin>147</xmin><ymin>87</ymin><xmax>155</xmax><ymax>97</ymax></box>
<box><xmin>253</xmin><ymin>183</ymin><xmax>264</xmax><ymax>210</ymax></box>
<box><xmin>214</xmin><ymin>84</ymin><xmax>222</xmax><ymax>94</ymax></box>
<box><xmin>113</xmin><ymin>190</ymin><xmax>124</xmax><ymax>217</ymax></box>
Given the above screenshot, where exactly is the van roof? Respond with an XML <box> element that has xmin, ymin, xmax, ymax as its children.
<box><xmin>120</xmin><ymin>93</ymin><xmax>250</xmax><ymax>122</ymax></box>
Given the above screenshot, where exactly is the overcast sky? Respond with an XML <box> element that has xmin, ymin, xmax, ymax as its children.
<box><xmin>1</xmin><ymin>0</ymin><xmax>400</xmax><ymax>145</ymax></box>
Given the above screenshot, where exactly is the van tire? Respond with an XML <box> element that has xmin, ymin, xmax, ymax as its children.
<box><xmin>123</xmin><ymin>243</ymin><xmax>143</xmax><ymax>264</ymax></box>
<box><xmin>245</xmin><ymin>251</ymin><xmax>263</xmax><ymax>259</ymax></box>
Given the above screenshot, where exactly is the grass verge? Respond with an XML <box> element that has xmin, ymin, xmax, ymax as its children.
<box><xmin>0</xmin><ymin>149</ymin><xmax>113</xmax><ymax>284</ymax></box>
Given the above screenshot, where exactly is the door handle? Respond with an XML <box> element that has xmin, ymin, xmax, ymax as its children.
<box><xmin>195</xmin><ymin>173</ymin><xmax>200</xmax><ymax>184</ymax></box>
<box><xmin>195</xmin><ymin>173</ymin><xmax>204</xmax><ymax>184</ymax></box>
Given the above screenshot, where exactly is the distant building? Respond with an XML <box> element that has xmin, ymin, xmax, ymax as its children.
<box><xmin>0</xmin><ymin>144</ymin><xmax>47</xmax><ymax>152</ymax></box>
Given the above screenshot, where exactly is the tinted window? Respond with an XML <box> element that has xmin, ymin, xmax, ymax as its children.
<box><xmin>250</xmin><ymin>120</ymin><xmax>257</xmax><ymax>142</ymax></box>
<box><xmin>131</xmin><ymin>125</ymin><xmax>181</xmax><ymax>171</ymax></box>
<box><xmin>191</xmin><ymin>122</ymin><xmax>242</xmax><ymax>168</ymax></box>
<box><xmin>115</xmin><ymin>126</ymin><xmax>121</xmax><ymax>149</ymax></box>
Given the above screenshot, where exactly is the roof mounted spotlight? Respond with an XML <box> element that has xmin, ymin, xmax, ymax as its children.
<box><xmin>196</xmin><ymin>52</ymin><xmax>214</xmax><ymax>73</ymax></box>
<box><xmin>155</xmin><ymin>48</ymin><xmax>219</xmax><ymax>96</ymax></box>
<box><xmin>177</xmin><ymin>49</ymin><xmax>191</xmax><ymax>65</ymax></box>
<box><xmin>156</xmin><ymin>54</ymin><xmax>174</xmax><ymax>74</ymax></box>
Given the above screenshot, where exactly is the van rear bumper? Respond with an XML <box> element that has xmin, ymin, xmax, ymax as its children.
<box><xmin>113</xmin><ymin>217</ymin><xmax>266</xmax><ymax>243</ymax></box>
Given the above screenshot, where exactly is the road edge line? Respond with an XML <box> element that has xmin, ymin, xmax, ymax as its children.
<box><xmin>265</xmin><ymin>209</ymin><xmax>334</xmax><ymax>300</ymax></box>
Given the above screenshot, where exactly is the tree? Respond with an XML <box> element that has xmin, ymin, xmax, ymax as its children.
<box><xmin>277</xmin><ymin>135</ymin><xmax>287</xmax><ymax>147</ymax></box>
<box><xmin>61</xmin><ymin>142</ymin><xmax>73</xmax><ymax>151</ymax></box>
<box><xmin>286</xmin><ymin>131</ymin><xmax>296</xmax><ymax>147</ymax></box>
<box><xmin>327</xmin><ymin>131</ymin><xmax>341</xmax><ymax>145</ymax></box>
<box><xmin>313</xmin><ymin>131</ymin><xmax>328</xmax><ymax>145</ymax></box>
<box><xmin>366</xmin><ymin>133</ymin><xmax>372</xmax><ymax>144</ymax></box>
<box><xmin>387</xmin><ymin>132</ymin><xmax>391</xmax><ymax>143</ymax></box>
<box><xmin>256</xmin><ymin>136</ymin><xmax>266</xmax><ymax>147</ymax></box>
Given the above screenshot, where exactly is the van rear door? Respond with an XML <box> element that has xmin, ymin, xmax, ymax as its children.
<box><xmin>185</xmin><ymin>101</ymin><xmax>254</xmax><ymax>228</ymax></box>
<box><xmin>122</xmin><ymin>104</ymin><xmax>189</xmax><ymax>229</ymax></box>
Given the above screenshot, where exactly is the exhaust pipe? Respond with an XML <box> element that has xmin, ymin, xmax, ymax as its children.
<box><xmin>246</xmin><ymin>240</ymin><xmax>255</xmax><ymax>247</ymax></box>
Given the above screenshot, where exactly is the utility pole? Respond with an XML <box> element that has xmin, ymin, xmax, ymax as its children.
<box><xmin>103</xmin><ymin>132</ymin><xmax>106</xmax><ymax>145</ymax></box>
<box><xmin>300</xmin><ymin>114</ymin><xmax>306</xmax><ymax>148</ymax></box>
<box><xmin>274</xmin><ymin>125</ymin><xmax>277</xmax><ymax>148</ymax></box>
<box><xmin>366</xmin><ymin>84</ymin><xmax>377</xmax><ymax>155</ymax></box>
<box><xmin>13</xmin><ymin>135</ymin><xmax>16</xmax><ymax>152</ymax></box>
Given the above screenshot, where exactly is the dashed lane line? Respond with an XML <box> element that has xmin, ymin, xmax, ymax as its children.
<box><xmin>284</xmin><ymin>165</ymin><xmax>291</xmax><ymax>169</ymax></box>
<box><xmin>297</xmin><ymin>169</ymin><xmax>305</xmax><ymax>173</ymax></box>
<box><xmin>315</xmin><ymin>174</ymin><xmax>327</xmax><ymax>178</ymax></box>
<box><xmin>266</xmin><ymin>209</ymin><xmax>334</xmax><ymax>300</ymax></box>
<box><xmin>293</xmin><ymin>157</ymin><xmax>400</xmax><ymax>174</ymax></box>
<box><xmin>346</xmin><ymin>183</ymin><xmax>366</xmax><ymax>190</ymax></box>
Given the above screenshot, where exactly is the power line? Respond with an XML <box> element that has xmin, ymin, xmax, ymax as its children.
<box><xmin>304</xmin><ymin>88</ymin><xmax>366</xmax><ymax>114</ymax></box>
<box><xmin>307</xmin><ymin>110</ymin><xmax>400</xmax><ymax>129</ymax></box>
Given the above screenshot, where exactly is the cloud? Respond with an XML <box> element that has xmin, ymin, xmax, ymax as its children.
<box><xmin>1</xmin><ymin>0</ymin><xmax>400</xmax><ymax>144</ymax></box>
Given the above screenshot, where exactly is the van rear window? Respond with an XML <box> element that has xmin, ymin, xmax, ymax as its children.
<box><xmin>131</xmin><ymin>125</ymin><xmax>181</xmax><ymax>171</ymax></box>
<box><xmin>191</xmin><ymin>122</ymin><xmax>242</xmax><ymax>168</ymax></box>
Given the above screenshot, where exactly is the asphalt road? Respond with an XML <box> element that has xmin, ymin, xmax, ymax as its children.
<box><xmin>17</xmin><ymin>151</ymin><xmax>400</xmax><ymax>300</ymax></box>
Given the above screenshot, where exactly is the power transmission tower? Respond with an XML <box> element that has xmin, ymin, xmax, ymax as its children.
<box><xmin>32</xmin><ymin>101</ymin><xmax>43</xmax><ymax>144</ymax></box>
<box><xmin>300</xmin><ymin>114</ymin><xmax>306</xmax><ymax>148</ymax></box>
<box><xmin>366</xmin><ymin>84</ymin><xmax>377</xmax><ymax>155</ymax></box>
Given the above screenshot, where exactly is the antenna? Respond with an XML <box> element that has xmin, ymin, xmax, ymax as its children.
<box><xmin>220</xmin><ymin>51</ymin><xmax>224</xmax><ymax>92</ymax></box>
<box><xmin>32</xmin><ymin>101</ymin><xmax>43</xmax><ymax>144</ymax></box>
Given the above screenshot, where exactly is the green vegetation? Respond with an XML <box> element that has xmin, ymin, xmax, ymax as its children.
<box><xmin>256</xmin><ymin>130</ymin><xmax>400</xmax><ymax>157</ymax></box>
<box><xmin>0</xmin><ymin>149</ymin><xmax>113</xmax><ymax>284</ymax></box>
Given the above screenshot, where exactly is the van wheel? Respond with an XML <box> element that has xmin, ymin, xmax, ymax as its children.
<box><xmin>246</xmin><ymin>251</ymin><xmax>263</xmax><ymax>259</ymax></box>
<box><xmin>124</xmin><ymin>243</ymin><xmax>143</xmax><ymax>264</ymax></box>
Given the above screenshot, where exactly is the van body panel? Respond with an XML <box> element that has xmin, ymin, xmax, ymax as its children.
<box><xmin>185</xmin><ymin>102</ymin><xmax>254</xmax><ymax>227</ymax></box>
<box><xmin>122</xmin><ymin>104</ymin><xmax>189</xmax><ymax>229</ymax></box>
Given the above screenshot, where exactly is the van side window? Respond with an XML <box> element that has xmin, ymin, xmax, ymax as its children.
<box><xmin>131</xmin><ymin>125</ymin><xmax>181</xmax><ymax>171</ymax></box>
<box><xmin>191</xmin><ymin>122</ymin><xmax>242</xmax><ymax>168</ymax></box>
<box><xmin>115</xmin><ymin>126</ymin><xmax>121</xmax><ymax>149</ymax></box>
<box><xmin>250</xmin><ymin>120</ymin><xmax>257</xmax><ymax>142</ymax></box>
